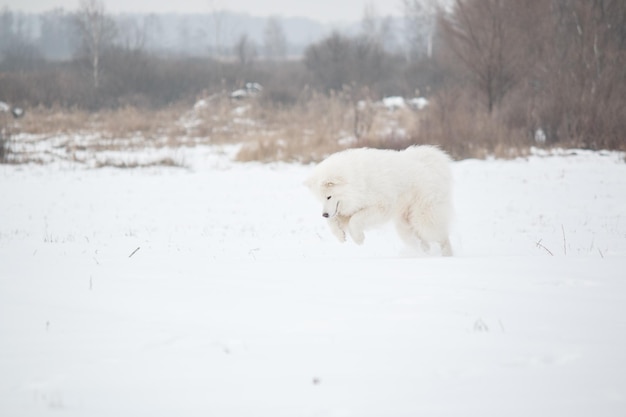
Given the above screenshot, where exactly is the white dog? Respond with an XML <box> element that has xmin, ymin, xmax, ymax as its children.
<box><xmin>305</xmin><ymin>146</ymin><xmax>453</xmax><ymax>256</ymax></box>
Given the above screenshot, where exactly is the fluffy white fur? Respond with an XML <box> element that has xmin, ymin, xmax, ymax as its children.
<box><xmin>305</xmin><ymin>146</ymin><xmax>453</xmax><ymax>256</ymax></box>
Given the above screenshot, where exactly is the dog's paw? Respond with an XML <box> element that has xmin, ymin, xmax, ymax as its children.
<box><xmin>347</xmin><ymin>222</ymin><xmax>365</xmax><ymax>245</ymax></box>
<box><xmin>332</xmin><ymin>228</ymin><xmax>346</xmax><ymax>242</ymax></box>
<box><xmin>327</xmin><ymin>219</ymin><xmax>347</xmax><ymax>242</ymax></box>
<box><xmin>440</xmin><ymin>239</ymin><xmax>453</xmax><ymax>256</ymax></box>
<box><xmin>349</xmin><ymin>230</ymin><xmax>365</xmax><ymax>245</ymax></box>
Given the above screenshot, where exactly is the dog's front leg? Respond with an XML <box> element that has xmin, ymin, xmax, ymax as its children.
<box><xmin>347</xmin><ymin>220</ymin><xmax>365</xmax><ymax>245</ymax></box>
<box><xmin>348</xmin><ymin>207</ymin><xmax>388</xmax><ymax>245</ymax></box>
<box><xmin>327</xmin><ymin>215</ymin><xmax>349</xmax><ymax>242</ymax></box>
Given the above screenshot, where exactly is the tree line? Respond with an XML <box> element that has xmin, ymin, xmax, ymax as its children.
<box><xmin>1</xmin><ymin>0</ymin><xmax>624</xmax><ymax>151</ymax></box>
<box><xmin>440</xmin><ymin>0</ymin><xmax>625</xmax><ymax>149</ymax></box>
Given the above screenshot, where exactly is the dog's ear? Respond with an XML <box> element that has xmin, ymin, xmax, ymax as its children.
<box><xmin>304</xmin><ymin>176</ymin><xmax>344</xmax><ymax>189</ymax></box>
<box><xmin>323</xmin><ymin>176</ymin><xmax>344</xmax><ymax>188</ymax></box>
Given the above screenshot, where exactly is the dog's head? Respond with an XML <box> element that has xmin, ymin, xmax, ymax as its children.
<box><xmin>304</xmin><ymin>176</ymin><xmax>344</xmax><ymax>219</ymax></box>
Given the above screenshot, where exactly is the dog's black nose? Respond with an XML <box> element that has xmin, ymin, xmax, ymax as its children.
<box><xmin>322</xmin><ymin>213</ymin><xmax>329</xmax><ymax>218</ymax></box>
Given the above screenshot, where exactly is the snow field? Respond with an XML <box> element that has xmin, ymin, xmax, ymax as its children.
<box><xmin>1</xmin><ymin>147</ymin><xmax>625</xmax><ymax>416</ymax></box>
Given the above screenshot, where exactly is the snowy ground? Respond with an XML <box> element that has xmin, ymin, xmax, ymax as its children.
<box><xmin>1</xmin><ymin>146</ymin><xmax>625</xmax><ymax>416</ymax></box>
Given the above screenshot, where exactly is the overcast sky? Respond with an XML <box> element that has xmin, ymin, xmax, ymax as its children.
<box><xmin>1</xmin><ymin>0</ymin><xmax>404</xmax><ymax>22</ymax></box>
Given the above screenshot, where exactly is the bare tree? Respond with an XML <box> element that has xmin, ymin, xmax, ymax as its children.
<box><xmin>234</xmin><ymin>33</ymin><xmax>257</xmax><ymax>67</ymax></box>
<box><xmin>207</xmin><ymin>2</ymin><xmax>228</xmax><ymax>59</ymax></box>
<box><xmin>536</xmin><ymin>0</ymin><xmax>626</xmax><ymax>146</ymax></box>
<box><xmin>74</xmin><ymin>0</ymin><xmax>117</xmax><ymax>90</ymax></box>
<box><xmin>0</xmin><ymin>39</ymin><xmax>44</xmax><ymax>72</ymax></box>
<box><xmin>39</xmin><ymin>9</ymin><xmax>79</xmax><ymax>60</ymax></box>
<box><xmin>361</xmin><ymin>4</ymin><xmax>394</xmax><ymax>51</ymax></box>
<box><xmin>263</xmin><ymin>16</ymin><xmax>287</xmax><ymax>60</ymax></box>
<box><xmin>304</xmin><ymin>32</ymin><xmax>392</xmax><ymax>95</ymax></box>
<box><xmin>403</xmin><ymin>0</ymin><xmax>440</xmax><ymax>60</ymax></box>
<box><xmin>0</xmin><ymin>7</ymin><xmax>15</xmax><ymax>53</ymax></box>
<box><xmin>438</xmin><ymin>0</ymin><xmax>534</xmax><ymax>113</ymax></box>
<box><xmin>117</xmin><ymin>14</ymin><xmax>160</xmax><ymax>53</ymax></box>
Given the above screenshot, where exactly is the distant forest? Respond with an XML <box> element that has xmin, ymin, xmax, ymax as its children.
<box><xmin>1</xmin><ymin>0</ymin><xmax>625</xmax><ymax>151</ymax></box>
<box><xmin>0</xmin><ymin>1</ymin><xmax>433</xmax><ymax>108</ymax></box>
<box><xmin>0</xmin><ymin>7</ymin><xmax>362</xmax><ymax>61</ymax></box>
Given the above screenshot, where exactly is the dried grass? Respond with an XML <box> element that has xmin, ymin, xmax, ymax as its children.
<box><xmin>405</xmin><ymin>90</ymin><xmax>532</xmax><ymax>160</ymax></box>
<box><xmin>235</xmin><ymin>92</ymin><xmax>352</xmax><ymax>163</ymax></box>
<box><xmin>6</xmin><ymin>90</ymin><xmax>542</xmax><ymax>167</ymax></box>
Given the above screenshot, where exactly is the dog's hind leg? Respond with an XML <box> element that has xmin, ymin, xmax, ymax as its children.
<box><xmin>440</xmin><ymin>238</ymin><xmax>453</xmax><ymax>257</ymax></box>
<box><xmin>406</xmin><ymin>201</ymin><xmax>453</xmax><ymax>256</ymax></box>
<box><xmin>396</xmin><ymin>206</ymin><xmax>434</xmax><ymax>253</ymax></box>
<box><xmin>395</xmin><ymin>217</ymin><xmax>430</xmax><ymax>252</ymax></box>
<box><xmin>395</xmin><ymin>218</ymin><xmax>417</xmax><ymax>246</ymax></box>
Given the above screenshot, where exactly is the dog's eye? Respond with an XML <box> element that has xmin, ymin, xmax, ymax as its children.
<box><xmin>326</xmin><ymin>196</ymin><xmax>332</xmax><ymax>200</ymax></box>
